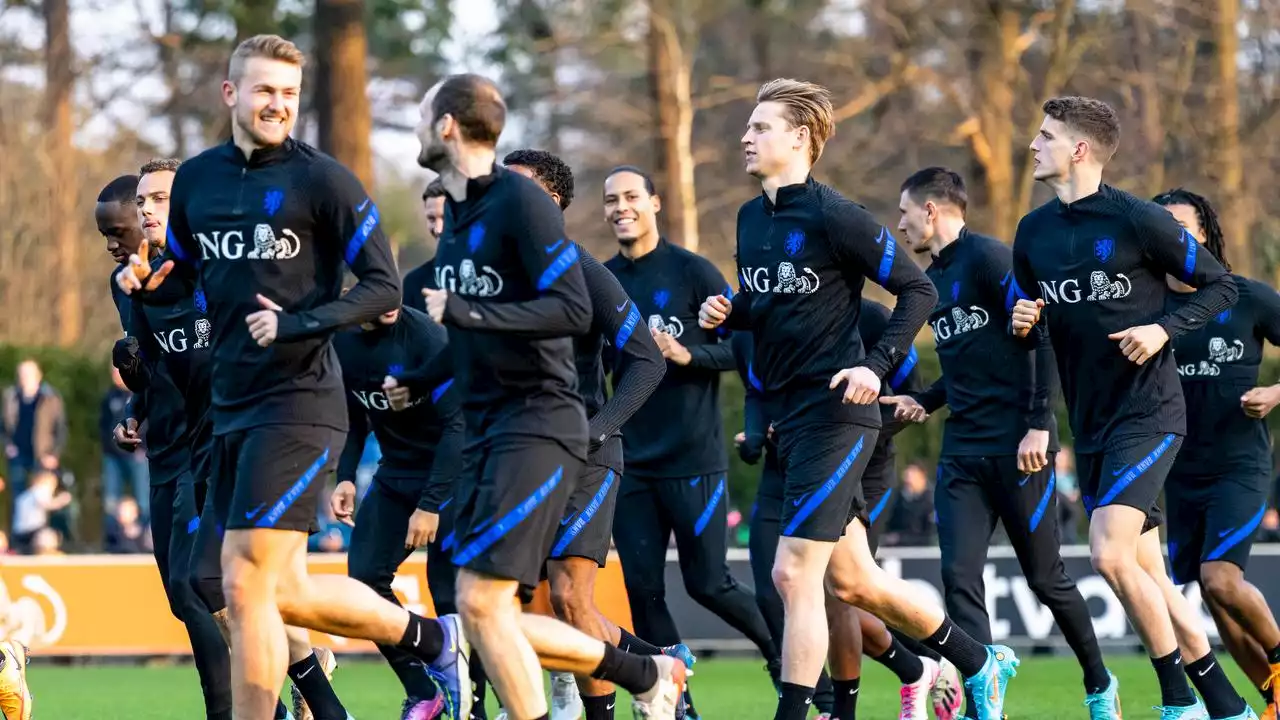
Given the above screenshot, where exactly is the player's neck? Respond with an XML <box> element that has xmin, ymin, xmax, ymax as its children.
<box><xmin>1049</xmin><ymin>166</ymin><xmax>1103</xmax><ymax>205</ymax></box>
<box><xmin>231</xmin><ymin>123</ymin><xmax>271</xmax><ymax>162</ymax></box>
<box><xmin>930</xmin><ymin>217</ymin><xmax>966</xmax><ymax>257</ymax></box>
<box><xmin>619</xmin><ymin>232</ymin><xmax>660</xmax><ymax>260</ymax></box>
<box><xmin>440</xmin><ymin>146</ymin><xmax>498</xmax><ymax>202</ymax></box>
<box><xmin>760</xmin><ymin>162</ymin><xmax>811</xmax><ymax>204</ymax></box>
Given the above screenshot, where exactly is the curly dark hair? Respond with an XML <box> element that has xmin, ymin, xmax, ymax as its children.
<box><xmin>502</xmin><ymin>149</ymin><xmax>575</xmax><ymax>210</ymax></box>
<box><xmin>139</xmin><ymin>158</ymin><xmax>181</xmax><ymax>176</ymax></box>
<box><xmin>1153</xmin><ymin>188</ymin><xmax>1231</xmax><ymax>272</ymax></box>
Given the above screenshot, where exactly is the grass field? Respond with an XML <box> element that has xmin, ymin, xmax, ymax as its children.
<box><xmin>19</xmin><ymin>653</ymin><xmax>1266</xmax><ymax>719</ymax></box>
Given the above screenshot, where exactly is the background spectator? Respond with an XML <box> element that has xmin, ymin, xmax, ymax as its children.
<box><xmin>1055</xmin><ymin>445</ymin><xmax>1085</xmax><ymax>544</ymax></box>
<box><xmin>2</xmin><ymin>359</ymin><xmax>67</xmax><ymax>505</ymax></box>
<box><xmin>103</xmin><ymin>495</ymin><xmax>148</xmax><ymax>554</ymax></box>
<box><xmin>11</xmin><ymin>469</ymin><xmax>72</xmax><ymax>553</ymax></box>
<box><xmin>99</xmin><ymin>366</ymin><xmax>148</xmax><ymax>519</ymax></box>
<box><xmin>30</xmin><ymin>527</ymin><xmax>63</xmax><ymax>556</ymax></box>
<box><xmin>885</xmin><ymin>463</ymin><xmax>936</xmax><ymax>547</ymax></box>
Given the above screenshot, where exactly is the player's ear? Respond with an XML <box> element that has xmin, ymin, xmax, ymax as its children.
<box><xmin>794</xmin><ymin>124</ymin><xmax>810</xmax><ymax>153</ymax></box>
<box><xmin>649</xmin><ymin>193</ymin><xmax>662</xmax><ymax>214</ymax></box>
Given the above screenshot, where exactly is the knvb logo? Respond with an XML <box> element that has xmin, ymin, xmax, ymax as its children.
<box><xmin>1094</xmin><ymin>237</ymin><xmax>1115</xmax><ymax>263</ymax></box>
<box><xmin>648</xmin><ymin>314</ymin><xmax>684</xmax><ymax>338</ymax></box>
<box><xmin>264</xmin><ymin>188</ymin><xmax>285</xmax><ymax>217</ymax></box>
<box><xmin>784</xmin><ymin>229</ymin><xmax>805</xmax><ymax>257</ymax></box>
<box><xmin>436</xmin><ymin>260</ymin><xmax>503</xmax><ymax>297</ymax></box>
<box><xmin>1037</xmin><ymin>271</ymin><xmax>1132</xmax><ymax>305</ymax></box>
<box><xmin>930</xmin><ymin>305</ymin><xmax>990</xmax><ymax>342</ymax></box>
<box><xmin>738</xmin><ymin>262</ymin><xmax>820</xmax><ymax>295</ymax></box>
<box><xmin>194</xmin><ymin>224</ymin><xmax>301</xmax><ymax>261</ymax></box>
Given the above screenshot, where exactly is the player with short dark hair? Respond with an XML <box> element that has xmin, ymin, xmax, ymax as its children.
<box><xmin>98</xmin><ymin>174</ymin><xmax>144</xmax><ymax>330</ymax></box>
<box><xmin>402</xmin><ymin>179</ymin><xmax>446</xmax><ymax>312</ymax></box>
<box><xmin>700</xmin><ymin>77</ymin><xmax>1018</xmax><ymax>720</ymax></box>
<box><xmin>102</xmin><ymin>168</ymin><xmax>234</xmax><ymax>720</ymax></box>
<box><xmin>1155</xmin><ymin>188</ymin><xmax>1280</xmax><ymax>718</ymax></box>
<box><xmin>503</xmin><ymin>148</ymin><xmax>679</xmax><ymax>720</ymax></box>
<box><xmin>888</xmin><ymin>166</ymin><xmax>1118</xmax><ymax>719</ymax></box>
<box><xmin>413</xmin><ymin>73</ymin><xmax>686</xmax><ymax>720</ymax></box>
<box><xmin>115</xmin><ymin>35</ymin><xmax>478</xmax><ymax>720</ymax></box>
<box><xmin>601</xmin><ymin>164</ymin><xmax>780</xmax><ymax>711</ymax></box>
<box><xmin>329</xmin><ymin>304</ymin><xmax>466</xmax><ymax>718</ymax></box>
<box><xmin>1011</xmin><ymin>96</ymin><xmax>1253</xmax><ymax>720</ymax></box>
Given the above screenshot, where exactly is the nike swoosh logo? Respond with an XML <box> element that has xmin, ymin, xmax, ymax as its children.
<box><xmin>606</xmin><ymin>704</ymin><xmax>615</xmax><ymax>711</ymax></box>
<box><xmin>888</xmin><ymin>650</ymin><xmax>897</xmax><ymax>659</ymax></box>
<box><xmin>938</xmin><ymin>627</ymin><xmax>952</xmax><ymax>645</ymax></box>
<box><xmin>616</xmin><ymin>301</ymin><xmax>628</xmax><ymax>312</ymax></box>
<box><xmin>1198</xmin><ymin>662</ymin><xmax>1215</xmax><ymax>677</ymax></box>
<box><xmin>793</xmin><ymin>492</ymin><xmax>811</xmax><ymax>507</ymax></box>
<box><xmin>1111</xmin><ymin>464</ymin><xmax>1131</xmax><ymax>477</ymax></box>
<box><xmin>415</xmin><ymin>624</ymin><xmax>422</xmax><ymax>647</ymax></box>
<box><xmin>244</xmin><ymin>503</ymin><xmax>266</xmax><ymax>520</ymax></box>
<box><xmin>546</xmin><ymin>239</ymin><xmax>565</xmax><ymax>254</ymax></box>
<box><xmin>850</xmin><ymin>688</ymin><xmax>859</xmax><ymax>695</ymax></box>
<box><xmin>561</xmin><ymin>514</ymin><xmax>576</xmax><ymax>527</ymax></box>
<box><xmin>296</xmin><ymin>666</ymin><xmax>314</xmax><ymax>679</ymax></box>
<box><xmin>1219</xmin><ymin>527</ymin><xmax>1236</xmax><ymax>538</ymax></box>
<box><xmin>357</xmin><ymin>198</ymin><xmax>370</xmax><ymax>212</ymax></box>
<box><xmin>805</xmin><ymin>699</ymin><xmax>812</xmax><ymax>705</ymax></box>
<box><xmin>1018</xmin><ymin>475</ymin><xmax>1031</xmax><ymax>487</ymax></box>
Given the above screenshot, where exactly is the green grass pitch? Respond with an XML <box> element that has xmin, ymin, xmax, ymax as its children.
<box><xmin>22</xmin><ymin>654</ymin><xmax>1263</xmax><ymax>718</ymax></box>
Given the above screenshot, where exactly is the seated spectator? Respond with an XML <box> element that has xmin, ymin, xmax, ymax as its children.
<box><xmin>11</xmin><ymin>470</ymin><xmax>71</xmax><ymax>553</ymax></box>
<box><xmin>103</xmin><ymin>496</ymin><xmax>148</xmax><ymax>554</ymax></box>
<box><xmin>884</xmin><ymin>463</ymin><xmax>936</xmax><ymax>547</ymax></box>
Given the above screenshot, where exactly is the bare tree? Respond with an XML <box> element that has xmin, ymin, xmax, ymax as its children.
<box><xmin>649</xmin><ymin>0</ymin><xmax>699</xmax><ymax>251</ymax></box>
<box><xmin>44</xmin><ymin>0</ymin><xmax>79</xmax><ymax>347</ymax></box>
<box><xmin>1212</xmin><ymin>0</ymin><xmax>1251</xmax><ymax>276</ymax></box>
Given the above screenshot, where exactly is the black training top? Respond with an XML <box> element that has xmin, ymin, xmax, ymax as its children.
<box><xmin>605</xmin><ymin>239</ymin><xmax>736</xmax><ymax>480</ymax></box>
<box><xmin>729</xmin><ymin>177</ymin><xmax>936</xmax><ymax>432</ymax></box>
<box><xmin>433</xmin><ymin>164</ymin><xmax>591</xmax><ymax>453</ymax></box>
<box><xmin>333</xmin><ymin>307</ymin><xmax>462</xmax><ymax>512</ymax></box>
<box><xmin>142</xmin><ymin>138</ymin><xmax>401</xmax><ymax>435</ymax></box>
<box><xmin>578</xmin><ymin>246</ymin><xmax>665</xmax><ymax>472</ymax></box>
<box><xmin>1170</xmin><ymin>275</ymin><xmax>1280</xmax><ymax>477</ymax></box>
<box><xmin>1012</xmin><ymin>184</ymin><xmax>1237</xmax><ymax>453</ymax></box>
<box><xmin>402</xmin><ymin>258</ymin><xmax>437</xmax><ymax>313</ymax></box>
<box><xmin>916</xmin><ymin>228</ymin><xmax>1060</xmax><ymax>456</ymax></box>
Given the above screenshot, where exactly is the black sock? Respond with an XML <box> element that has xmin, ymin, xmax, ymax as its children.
<box><xmin>813</xmin><ymin>670</ymin><xmax>836</xmax><ymax>715</ymax></box>
<box><xmin>397</xmin><ymin>613</ymin><xmax>446</xmax><ymax>664</ymax></box>
<box><xmin>963</xmin><ymin>686</ymin><xmax>979</xmax><ymax>719</ymax></box>
<box><xmin>683</xmin><ymin>685</ymin><xmax>698</xmax><ymax>717</ymax></box>
<box><xmin>1151</xmin><ymin>650</ymin><xmax>1196</xmax><ymax>708</ymax></box>
<box><xmin>590</xmin><ymin>644</ymin><xmax>659</xmax><ymax>695</ymax></box>
<box><xmin>1082</xmin><ymin>659</ymin><xmax>1111</xmax><ymax>696</ymax></box>
<box><xmin>471</xmin><ymin>651</ymin><xmax>489</xmax><ymax>716</ymax></box>
<box><xmin>274</xmin><ymin>700</ymin><xmax>289</xmax><ymax>720</ymax></box>
<box><xmin>617</xmin><ymin>628</ymin><xmax>664</xmax><ymax>656</ymax></box>
<box><xmin>773</xmin><ymin>682</ymin><xmax>815</xmax><ymax>720</ymax></box>
<box><xmin>893</xmin><ymin>628</ymin><xmax>942</xmax><ymax>662</ymax></box>
<box><xmin>287</xmin><ymin>653</ymin><xmax>347</xmax><ymax>719</ymax></box>
<box><xmin>831</xmin><ymin>678</ymin><xmax>860</xmax><ymax>720</ymax></box>
<box><xmin>870</xmin><ymin>637</ymin><xmax>925</xmax><ymax>684</ymax></box>
<box><xmin>584</xmin><ymin>692</ymin><xmax>617</xmax><ymax>720</ymax></box>
<box><xmin>922</xmin><ymin>618</ymin><xmax>989</xmax><ymax>678</ymax></box>
<box><xmin>1186</xmin><ymin>651</ymin><xmax>1247</xmax><ymax>717</ymax></box>
<box><xmin>1269</xmin><ymin>643</ymin><xmax>1280</xmax><ymax>665</ymax></box>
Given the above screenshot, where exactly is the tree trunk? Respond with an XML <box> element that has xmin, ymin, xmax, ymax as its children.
<box><xmin>969</xmin><ymin>0</ymin><xmax>1020</xmax><ymax>242</ymax></box>
<box><xmin>1213</xmin><ymin>0</ymin><xmax>1250</xmax><ymax>276</ymax></box>
<box><xmin>1014</xmin><ymin>0</ymin><xmax>1077</xmax><ymax>216</ymax></box>
<box><xmin>314</xmin><ymin>0</ymin><xmax>374</xmax><ymax>189</ymax></box>
<box><xmin>44</xmin><ymin>0</ymin><xmax>78</xmax><ymax>347</ymax></box>
<box><xmin>161</xmin><ymin>0</ymin><xmax>186</xmax><ymax>158</ymax></box>
<box><xmin>209</xmin><ymin>0</ymin><xmax>279</xmax><ymax>144</ymax></box>
<box><xmin>648</xmin><ymin>0</ymin><xmax>699</xmax><ymax>251</ymax></box>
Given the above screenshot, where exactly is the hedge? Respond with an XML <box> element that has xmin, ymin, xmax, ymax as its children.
<box><xmin>3</xmin><ymin>342</ymin><xmax>1278</xmax><ymax>550</ymax></box>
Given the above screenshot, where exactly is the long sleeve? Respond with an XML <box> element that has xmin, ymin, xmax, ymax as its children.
<box><xmin>336</xmin><ymin>390</ymin><xmax>369</xmax><ymax>485</ymax></box>
<box><xmin>126</xmin><ymin>390</ymin><xmax>147</xmax><ymax>427</ymax></box>
<box><xmin>421</xmin><ymin>379</ymin><xmax>463</xmax><ymax>512</ymax></box>
<box><xmin>276</xmin><ymin>164</ymin><xmax>401</xmax><ymax>341</ymax></box>
<box><xmin>979</xmin><ymin>237</ymin><xmax>1054</xmax><ymax>430</ymax></box>
<box><xmin>913</xmin><ymin>377</ymin><xmax>948</xmax><ymax>413</ymax></box>
<box><xmin>583</xmin><ymin>254</ymin><xmax>666</xmax><ymax>447</ymax></box>
<box><xmin>731</xmin><ymin>331</ymin><xmax>768</xmax><ymax>462</ymax></box>
<box><xmin>394</xmin><ymin>347</ymin><xmax>455</xmax><ymax>404</ymax></box>
<box><xmin>118</xmin><ymin>297</ymin><xmax>157</xmax><ymax>394</ymax></box>
<box><xmin>1252</xmin><ymin>279</ymin><xmax>1280</xmax><ymax>348</ymax></box>
<box><xmin>684</xmin><ymin>262</ymin><xmax>738</xmax><ymax>371</ymax></box>
<box><xmin>137</xmin><ymin>167</ymin><xmax>200</xmax><ymax>306</ymax></box>
<box><xmin>825</xmin><ymin>201</ymin><xmax>937</xmax><ymax>379</ymax></box>
<box><xmin>49</xmin><ymin>395</ymin><xmax>67</xmax><ymax>457</ymax></box>
<box><xmin>1027</xmin><ymin>327</ymin><xmax>1056</xmax><ymax>430</ymax></box>
<box><xmin>1136</xmin><ymin>203</ymin><xmax>1238</xmax><ymax>340</ymax></box>
<box><xmin>442</xmin><ymin>184</ymin><xmax>591</xmax><ymax>337</ymax></box>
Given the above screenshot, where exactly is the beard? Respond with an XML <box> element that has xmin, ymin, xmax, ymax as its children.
<box><xmin>417</xmin><ymin>137</ymin><xmax>450</xmax><ymax>172</ymax></box>
<box><xmin>235</xmin><ymin>108</ymin><xmax>289</xmax><ymax>148</ymax></box>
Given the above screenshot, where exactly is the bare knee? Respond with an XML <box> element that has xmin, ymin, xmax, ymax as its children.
<box><xmin>549</xmin><ymin>565</ymin><xmax>596</xmax><ymax>625</ymax></box>
<box><xmin>1090</xmin><ymin>538</ymin><xmax>1136</xmax><ymax>584</ymax></box>
<box><xmin>1200</xmin><ymin>562</ymin><xmax>1244</xmax><ymax>607</ymax></box>
<box><xmin>456</xmin><ymin>572</ymin><xmax>513</xmax><ymax>624</ymax></box>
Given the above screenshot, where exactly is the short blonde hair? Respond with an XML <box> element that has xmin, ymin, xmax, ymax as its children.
<box><xmin>757</xmin><ymin>78</ymin><xmax>835</xmax><ymax>165</ymax></box>
<box><xmin>228</xmin><ymin>34</ymin><xmax>306</xmax><ymax>83</ymax></box>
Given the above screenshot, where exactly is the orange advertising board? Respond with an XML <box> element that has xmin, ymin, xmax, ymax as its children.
<box><xmin>0</xmin><ymin>553</ymin><xmax>633</xmax><ymax>656</ymax></box>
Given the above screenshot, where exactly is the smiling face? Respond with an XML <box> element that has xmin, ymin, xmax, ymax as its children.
<box><xmin>223</xmin><ymin>57</ymin><xmax>301</xmax><ymax>149</ymax></box>
<box><xmin>603</xmin><ymin>171</ymin><xmax>660</xmax><ymax>246</ymax></box>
